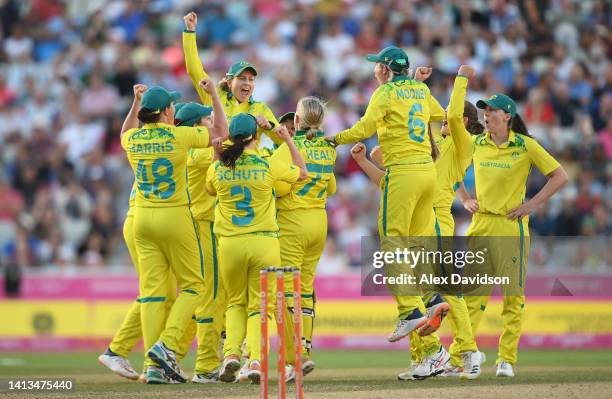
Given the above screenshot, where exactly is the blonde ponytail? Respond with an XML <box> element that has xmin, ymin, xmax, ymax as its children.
<box><xmin>296</xmin><ymin>96</ymin><xmax>326</xmax><ymax>140</ymax></box>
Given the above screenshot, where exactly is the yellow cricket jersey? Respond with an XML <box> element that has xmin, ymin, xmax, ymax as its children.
<box><xmin>182</xmin><ymin>31</ymin><xmax>281</xmax><ymax>145</ymax></box>
<box><xmin>205</xmin><ymin>149</ymin><xmax>300</xmax><ymax>237</ymax></box>
<box><xmin>272</xmin><ymin>130</ymin><xmax>337</xmax><ymax>210</ymax></box>
<box><xmin>472</xmin><ymin>130</ymin><xmax>560</xmax><ymax>215</ymax></box>
<box><xmin>187</xmin><ymin>147</ymin><xmax>215</xmax><ymax>221</ymax></box>
<box><xmin>121</xmin><ymin>123</ymin><xmax>210</xmax><ymax>207</ymax></box>
<box><xmin>126</xmin><ymin>183</ymin><xmax>136</xmax><ymax>216</ymax></box>
<box><xmin>433</xmin><ymin>76</ymin><xmax>474</xmax><ymax>208</ymax></box>
<box><xmin>335</xmin><ymin>76</ymin><xmax>445</xmax><ymax>167</ymax></box>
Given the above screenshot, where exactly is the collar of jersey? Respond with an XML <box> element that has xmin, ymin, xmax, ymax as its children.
<box><xmin>295</xmin><ymin>130</ymin><xmax>325</xmax><ymax>138</ymax></box>
<box><xmin>243</xmin><ymin>149</ymin><xmax>258</xmax><ymax>155</ymax></box>
<box><xmin>483</xmin><ymin>129</ymin><xmax>520</xmax><ymax>148</ymax></box>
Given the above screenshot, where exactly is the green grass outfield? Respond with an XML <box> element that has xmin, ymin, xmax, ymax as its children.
<box><xmin>1</xmin><ymin>350</ymin><xmax>612</xmax><ymax>398</ymax></box>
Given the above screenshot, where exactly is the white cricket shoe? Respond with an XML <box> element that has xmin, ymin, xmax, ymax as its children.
<box><xmin>388</xmin><ymin>308</ymin><xmax>428</xmax><ymax>343</ymax></box>
<box><xmin>411</xmin><ymin>346</ymin><xmax>450</xmax><ymax>379</ymax></box>
<box><xmin>247</xmin><ymin>360</ymin><xmax>261</xmax><ymax>385</ymax></box>
<box><xmin>192</xmin><ymin>370</ymin><xmax>220</xmax><ymax>384</ymax></box>
<box><xmin>219</xmin><ymin>356</ymin><xmax>241</xmax><ymax>383</ymax></box>
<box><xmin>397</xmin><ymin>361</ymin><xmax>419</xmax><ymax>381</ymax></box>
<box><xmin>98</xmin><ymin>351</ymin><xmax>139</xmax><ymax>380</ymax></box>
<box><xmin>441</xmin><ymin>364</ymin><xmax>463</xmax><ymax>377</ymax></box>
<box><xmin>285</xmin><ymin>364</ymin><xmax>296</xmax><ymax>383</ymax></box>
<box><xmin>479</xmin><ymin>351</ymin><xmax>487</xmax><ymax>365</ymax></box>
<box><xmin>459</xmin><ymin>351</ymin><xmax>481</xmax><ymax>379</ymax></box>
<box><xmin>496</xmin><ymin>361</ymin><xmax>514</xmax><ymax>377</ymax></box>
<box><xmin>237</xmin><ymin>358</ymin><xmax>250</xmax><ymax>383</ymax></box>
<box><xmin>302</xmin><ymin>359</ymin><xmax>315</xmax><ymax>376</ymax></box>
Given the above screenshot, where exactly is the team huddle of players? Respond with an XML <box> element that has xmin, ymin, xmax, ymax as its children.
<box><xmin>97</xmin><ymin>11</ymin><xmax>567</xmax><ymax>386</ymax></box>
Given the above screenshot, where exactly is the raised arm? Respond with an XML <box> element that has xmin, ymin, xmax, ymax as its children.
<box><xmin>351</xmin><ymin>143</ymin><xmax>385</xmax><ymax>186</ymax></box>
<box><xmin>448</xmin><ymin>65</ymin><xmax>476</xmax><ymax>161</ymax></box>
<box><xmin>276</xmin><ymin>125</ymin><xmax>308</xmax><ymax>180</ymax></box>
<box><xmin>255</xmin><ymin>107</ymin><xmax>282</xmax><ymax>145</ymax></box>
<box><xmin>121</xmin><ymin>84</ymin><xmax>147</xmax><ymax>138</ymax></box>
<box><xmin>199</xmin><ymin>78</ymin><xmax>228</xmax><ymax>142</ymax></box>
<box><xmin>182</xmin><ymin>12</ymin><xmax>211</xmax><ymax>105</ymax></box>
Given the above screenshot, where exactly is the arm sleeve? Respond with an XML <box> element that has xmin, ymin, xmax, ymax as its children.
<box><xmin>327</xmin><ymin>173</ymin><xmax>337</xmax><ymax>196</ymax></box>
<box><xmin>335</xmin><ymin>86</ymin><xmax>388</xmax><ymax>144</ymax></box>
<box><xmin>269</xmin><ymin>143</ymin><xmax>291</xmax><ymax>164</ymax></box>
<box><xmin>258</xmin><ymin>104</ymin><xmax>282</xmax><ymax>145</ymax></box>
<box><xmin>447</xmin><ymin>76</ymin><xmax>474</xmax><ymax>162</ymax></box>
<box><xmin>182</xmin><ymin>31</ymin><xmax>211</xmax><ymax>106</ymax></box>
<box><xmin>427</xmin><ymin>89</ymin><xmax>446</xmax><ymax>122</ymax></box>
<box><xmin>205</xmin><ymin>163</ymin><xmax>217</xmax><ymax>195</ymax></box>
<box><xmin>182</xmin><ymin>126</ymin><xmax>210</xmax><ymax>148</ymax></box>
<box><xmin>527</xmin><ymin>138</ymin><xmax>561</xmax><ymax>176</ymax></box>
<box><xmin>270</xmin><ymin>158</ymin><xmax>301</xmax><ymax>184</ymax></box>
<box><xmin>120</xmin><ymin>129</ymin><xmax>133</xmax><ymax>150</ymax></box>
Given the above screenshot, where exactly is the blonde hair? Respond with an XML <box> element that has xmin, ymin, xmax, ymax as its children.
<box><xmin>296</xmin><ymin>96</ymin><xmax>326</xmax><ymax>140</ymax></box>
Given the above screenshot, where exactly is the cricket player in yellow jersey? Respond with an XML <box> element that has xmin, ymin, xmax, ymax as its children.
<box><xmin>327</xmin><ymin>46</ymin><xmax>449</xmax><ymax>376</ymax></box>
<box><xmin>206</xmin><ymin>113</ymin><xmax>307</xmax><ymax>384</ymax></box>
<box><xmin>174</xmin><ymin>100</ymin><xmax>228</xmax><ymax>384</ymax></box>
<box><xmin>395</xmin><ymin>65</ymin><xmax>485</xmax><ymax>381</ymax></box>
<box><xmin>182</xmin><ymin>12</ymin><xmax>282</xmax><ymax>146</ymax></box>
<box><xmin>270</xmin><ymin>97</ymin><xmax>336</xmax><ymax>381</ymax></box>
<box><xmin>120</xmin><ymin>81</ymin><xmax>227</xmax><ymax>383</ymax></box>
<box><xmin>97</xmin><ymin>184</ymin><xmax>181</xmax><ymax>383</ymax></box>
<box><xmin>458</xmin><ymin>93</ymin><xmax>567</xmax><ymax>377</ymax></box>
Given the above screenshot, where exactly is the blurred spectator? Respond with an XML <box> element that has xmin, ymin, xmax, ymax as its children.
<box><xmin>0</xmin><ymin>174</ymin><xmax>24</xmax><ymax>246</ymax></box>
<box><xmin>79</xmin><ymin>74</ymin><xmax>120</xmax><ymax>117</ymax></box>
<box><xmin>0</xmin><ymin>0</ymin><xmax>608</xmax><ymax>271</ymax></box>
<box><xmin>3</xmin><ymin>24</ymin><xmax>33</xmax><ymax>62</ymax></box>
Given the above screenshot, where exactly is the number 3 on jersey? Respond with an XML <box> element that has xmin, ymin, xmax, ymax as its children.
<box><xmin>407</xmin><ymin>103</ymin><xmax>426</xmax><ymax>143</ymax></box>
<box><xmin>136</xmin><ymin>158</ymin><xmax>176</xmax><ymax>199</ymax></box>
<box><xmin>230</xmin><ymin>185</ymin><xmax>255</xmax><ymax>226</ymax></box>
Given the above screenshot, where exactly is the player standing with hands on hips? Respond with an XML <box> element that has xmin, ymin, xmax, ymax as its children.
<box><xmin>458</xmin><ymin>91</ymin><xmax>568</xmax><ymax>378</ymax></box>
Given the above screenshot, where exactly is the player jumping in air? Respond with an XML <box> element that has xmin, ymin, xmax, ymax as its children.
<box><xmin>327</xmin><ymin>46</ymin><xmax>450</xmax><ymax>378</ymax></box>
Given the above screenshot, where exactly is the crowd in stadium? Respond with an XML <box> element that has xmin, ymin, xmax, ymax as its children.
<box><xmin>0</xmin><ymin>0</ymin><xmax>610</xmax><ymax>270</ymax></box>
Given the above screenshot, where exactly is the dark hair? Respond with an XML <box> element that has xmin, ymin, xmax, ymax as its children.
<box><xmin>220</xmin><ymin>136</ymin><xmax>254</xmax><ymax>169</ymax></box>
<box><xmin>464</xmin><ymin>101</ymin><xmax>484</xmax><ymax>135</ymax></box>
<box><xmin>509</xmin><ymin>114</ymin><xmax>531</xmax><ymax>137</ymax></box>
<box><xmin>219</xmin><ymin>77</ymin><xmax>231</xmax><ymax>93</ymax></box>
<box><xmin>138</xmin><ymin>108</ymin><xmax>161</xmax><ymax>123</ymax></box>
<box><xmin>391</xmin><ymin>67</ymin><xmax>410</xmax><ymax>76</ymax></box>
